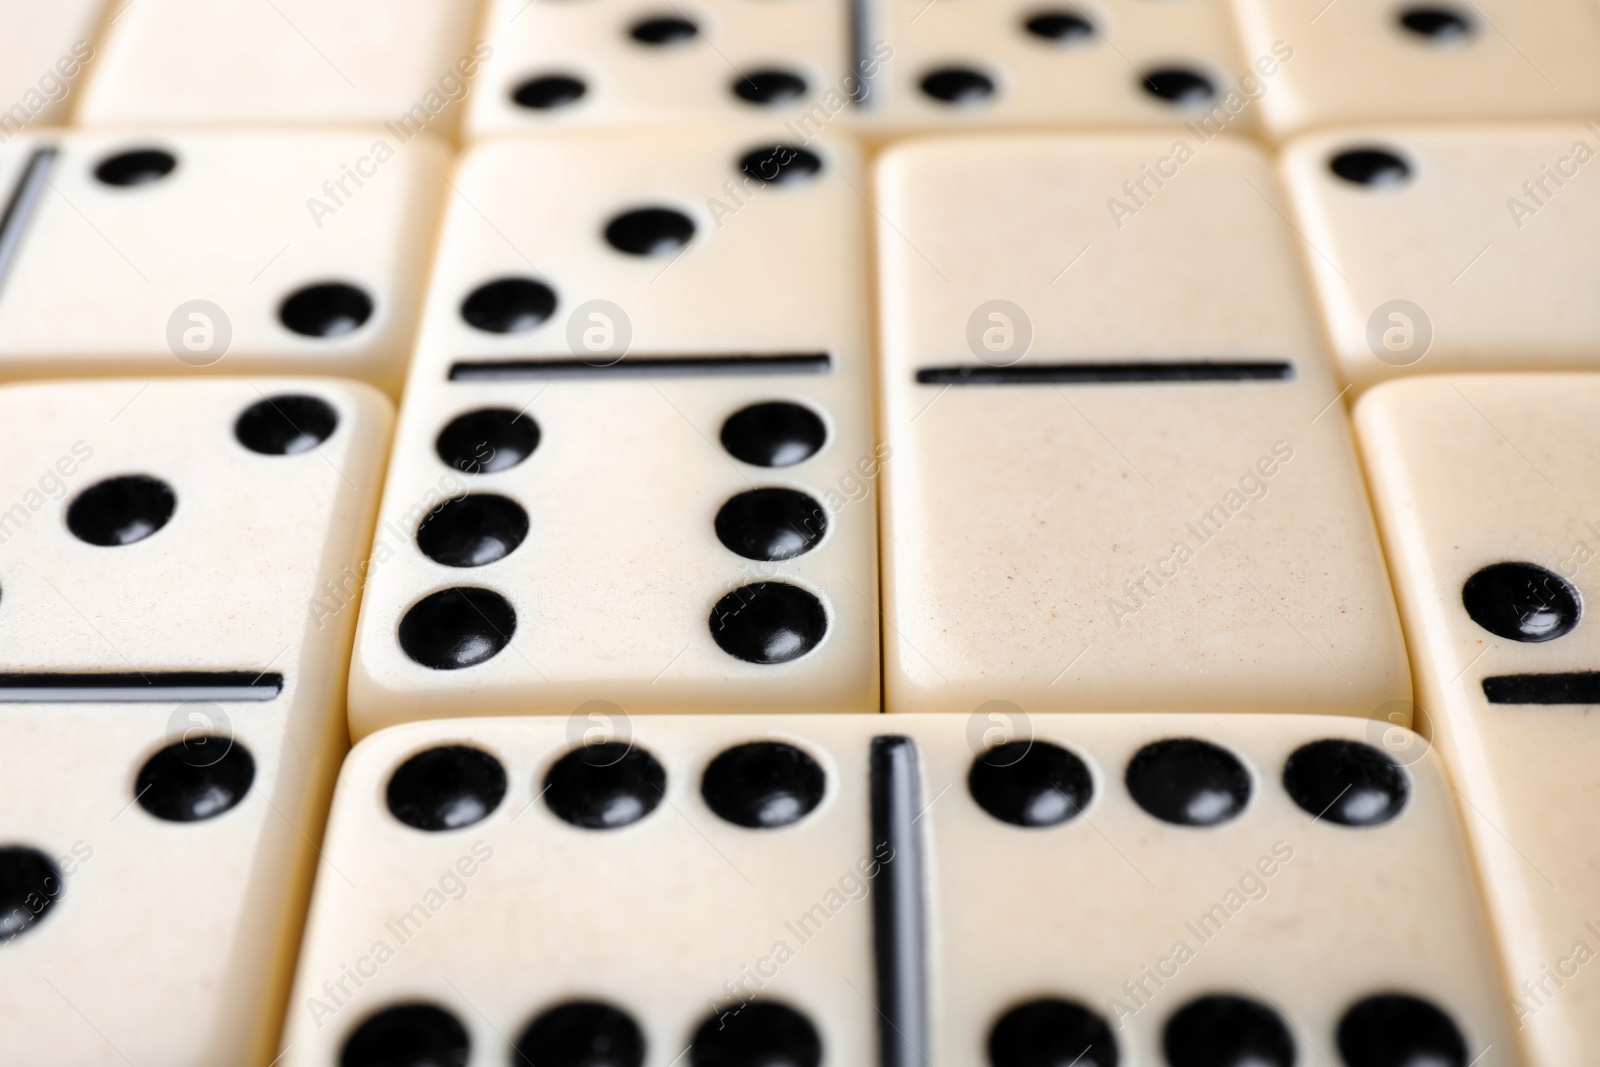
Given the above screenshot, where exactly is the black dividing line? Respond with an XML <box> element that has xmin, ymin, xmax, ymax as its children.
<box><xmin>0</xmin><ymin>672</ymin><xmax>284</xmax><ymax>703</ymax></box>
<box><xmin>915</xmin><ymin>361</ymin><xmax>1295</xmax><ymax>385</ymax></box>
<box><xmin>449</xmin><ymin>353</ymin><xmax>831</xmax><ymax>381</ymax></box>
<box><xmin>0</xmin><ymin>146</ymin><xmax>56</xmax><ymax>297</ymax></box>
<box><xmin>870</xmin><ymin>735</ymin><xmax>927</xmax><ymax>1067</ymax></box>
<box><xmin>1482</xmin><ymin>672</ymin><xmax>1600</xmax><ymax>705</ymax></box>
<box><xmin>849</xmin><ymin>0</ymin><xmax>872</xmax><ymax>106</ymax></box>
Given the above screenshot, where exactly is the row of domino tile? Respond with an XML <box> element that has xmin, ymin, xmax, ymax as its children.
<box><xmin>12</xmin><ymin>0</ymin><xmax>1600</xmax><ymax>140</ymax></box>
<box><xmin>0</xmin><ymin>129</ymin><xmax>1595</xmax><ymax>1065</ymax></box>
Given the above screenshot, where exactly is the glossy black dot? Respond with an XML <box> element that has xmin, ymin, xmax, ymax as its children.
<box><xmin>0</xmin><ymin>846</ymin><xmax>61</xmax><ymax>941</ymax></box>
<box><xmin>920</xmin><ymin>66</ymin><xmax>996</xmax><ymax>104</ymax></box>
<box><xmin>514</xmin><ymin>74</ymin><xmax>587</xmax><ymax>109</ymax></box>
<box><xmin>702</xmin><ymin>742</ymin><xmax>825</xmax><ymax>829</ymax></box>
<box><xmin>1398</xmin><ymin>6</ymin><xmax>1473</xmax><ymax>42</ymax></box>
<box><xmin>1283</xmin><ymin>739</ymin><xmax>1408</xmax><ymax>827</ymax></box>
<box><xmin>1329</xmin><ymin>148</ymin><xmax>1412</xmax><ymax>188</ymax></box>
<box><xmin>721</xmin><ymin>402</ymin><xmax>827</xmax><ymax>467</ymax></box>
<box><xmin>398</xmin><ymin>587</ymin><xmax>516</xmax><ymax>670</ymax></box>
<box><xmin>436</xmin><ymin>408</ymin><xmax>541</xmax><ymax>475</ymax></box>
<box><xmin>235</xmin><ymin>395</ymin><xmax>339</xmax><ymax>455</ymax></box>
<box><xmin>740</xmin><ymin>145</ymin><xmax>823</xmax><ymax>186</ymax></box>
<box><xmin>1126</xmin><ymin>739</ymin><xmax>1250</xmax><ymax>827</ymax></box>
<box><xmin>709</xmin><ymin>582</ymin><xmax>827</xmax><ymax>664</ymax></box>
<box><xmin>279</xmin><ymin>282</ymin><xmax>373</xmax><ymax>338</ymax></box>
<box><xmin>461</xmin><ymin>277</ymin><xmax>558</xmax><ymax>334</ymax></box>
<box><xmin>690</xmin><ymin>1001</ymin><xmax>821</xmax><ymax>1067</ymax></box>
<box><xmin>67</xmin><ymin>475</ymin><xmax>176</xmax><ymax>546</ymax></box>
<box><xmin>341</xmin><ymin>1003</ymin><xmax>470</xmax><ymax>1067</ymax></box>
<box><xmin>1141</xmin><ymin>67</ymin><xmax>1216</xmax><ymax>104</ymax></box>
<box><xmin>386</xmin><ymin>745</ymin><xmax>507</xmax><ymax>831</ymax></box>
<box><xmin>630</xmin><ymin>15</ymin><xmax>698</xmax><ymax>44</ymax></box>
<box><xmin>94</xmin><ymin>148</ymin><xmax>176</xmax><ymax>187</ymax></box>
<box><xmin>545</xmin><ymin>743</ymin><xmax>666</xmax><ymax>829</ymax></box>
<box><xmin>1024</xmin><ymin>10</ymin><xmax>1095</xmax><ymax>42</ymax></box>
<box><xmin>989</xmin><ymin>999</ymin><xmax>1118</xmax><ymax>1067</ymax></box>
<box><xmin>1462</xmin><ymin>561</ymin><xmax>1579</xmax><ymax>642</ymax></box>
<box><xmin>514</xmin><ymin>1001</ymin><xmax>646</xmax><ymax>1067</ymax></box>
<box><xmin>715</xmin><ymin>488</ymin><xmax>826</xmax><ymax>562</ymax></box>
<box><xmin>136</xmin><ymin>737</ymin><xmax>255</xmax><ymax>822</ymax></box>
<box><xmin>416</xmin><ymin>495</ymin><xmax>529</xmax><ymax>568</ymax></box>
<box><xmin>1163</xmin><ymin>995</ymin><xmax>1295</xmax><ymax>1067</ymax></box>
<box><xmin>1337</xmin><ymin>994</ymin><xmax>1467</xmax><ymax>1067</ymax></box>
<box><xmin>969</xmin><ymin>740</ymin><xmax>1092</xmax><ymax>828</ymax></box>
<box><xmin>732</xmin><ymin>69</ymin><xmax>808</xmax><ymax>105</ymax></box>
<box><xmin>604</xmin><ymin>207</ymin><xmax>695</xmax><ymax>257</ymax></box>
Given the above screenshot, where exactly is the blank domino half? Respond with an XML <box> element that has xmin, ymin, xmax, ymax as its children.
<box><xmin>1356</xmin><ymin>374</ymin><xmax>1600</xmax><ymax>1065</ymax></box>
<box><xmin>1228</xmin><ymin>0</ymin><xmax>1600</xmax><ymax>139</ymax></box>
<box><xmin>347</xmin><ymin>128</ymin><xmax>878</xmax><ymax>735</ymax></box>
<box><xmin>76</xmin><ymin>0</ymin><xmax>484</xmax><ymax>132</ymax></box>
<box><xmin>1281</xmin><ymin>123</ymin><xmax>1600</xmax><ymax>392</ymax></box>
<box><xmin>281</xmin><ymin>713</ymin><xmax>1514</xmax><ymax>1066</ymax></box>
<box><xmin>875</xmin><ymin>133</ymin><xmax>1409</xmax><ymax>718</ymax></box>
<box><xmin>0</xmin><ymin>379</ymin><xmax>389</xmax><ymax>1066</ymax></box>
<box><xmin>0</xmin><ymin>130</ymin><xmax>448</xmax><ymax>392</ymax></box>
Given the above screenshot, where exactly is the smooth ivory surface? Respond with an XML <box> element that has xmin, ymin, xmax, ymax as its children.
<box><xmin>348</xmin><ymin>129</ymin><xmax>878</xmax><ymax>734</ymax></box>
<box><xmin>1229</xmin><ymin>0</ymin><xmax>1600</xmax><ymax>139</ymax></box>
<box><xmin>1282</xmin><ymin>123</ymin><xmax>1600</xmax><ymax>392</ymax></box>
<box><xmin>876</xmin><ymin>133</ymin><xmax>1409</xmax><ymax>718</ymax></box>
<box><xmin>0</xmin><ymin>130</ymin><xmax>448</xmax><ymax>393</ymax></box>
<box><xmin>283</xmin><ymin>712</ymin><xmax>1515</xmax><ymax>1065</ymax></box>
<box><xmin>0</xmin><ymin>378</ymin><xmax>390</xmax><ymax>1067</ymax></box>
<box><xmin>1356</xmin><ymin>374</ymin><xmax>1600</xmax><ymax>1066</ymax></box>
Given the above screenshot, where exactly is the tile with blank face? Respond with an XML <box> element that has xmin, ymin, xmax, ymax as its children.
<box><xmin>856</xmin><ymin>0</ymin><xmax>1256</xmax><ymax>138</ymax></box>
<box><xmin>1229</xmin><ymin>0</ymin><xmax>1600</xmax><ymax>139</ymax></box>
<box><xmin>0</xmin><ymin>377</ymin><xmax>390</xmax><ymax>1066</ymax></box>
<box><xmin>280</xmin><ymin>712</ymin><xmax>1515</xmax><ymax>1067</ymax></box>
<box><xmin>1281</xmin><ymin>123</ymin><xmax>1600</xmax><ymax>392</ymax></box>
<box><xmin>77</xmin><ymin>0</ymin><xmax>483</xmax><ymax>132</ymax></box>
<box><xmin>875</xmin><ymin>132</ymin><xmax>1409</xmax><ymax>719</ymax></box>
<box><xmin>0</xmin><ymin>130</ymin><xmax>448</xmax><ymax>393</ymax></box>
<box><xmin>467</xmin><ymin>0</ymin><xmax>850</xmax><ymax>135</ymax></box>
<box><xmin>1355</xmin><ymin>374</ymin><xmax>1600</xmax><ymax>1066</ymax></box>
<box><xmin>347</xmin><ymin>129</ymin><xmax>878</xmax><ymax>735</ymax></box>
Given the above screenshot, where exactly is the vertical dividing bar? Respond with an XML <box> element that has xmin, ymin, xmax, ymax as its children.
<box><xmin>870</xmin><ymin>735</ymin><xmax>927</xmax><ymax>1067</ymax></box>
<box><xmin>849</xmin><ymin>0</ymin><xmax>873</xmax><ymax>106</ymax></box>
<box><xmin>0</xmin><ymin>147</ymin><xmax>56</xmax><ymax>297</ymax></box>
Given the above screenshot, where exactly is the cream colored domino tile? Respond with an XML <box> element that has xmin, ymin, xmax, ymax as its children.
<box><xmin>281</xmin><ymin>713</ymin><xmax>1514</xmax><ymax>1066</ymax></box>
<box><xmin>921</xmin><ymin>712</ymin><xmax>1516</xmax><ymax>1065</ymax></box>
<box><xmin>1355</xmin><ymin>374</ymin><xmax>1600</xmax><ymax>1066</ymax></box>
<box><xmin>855</xmin><ymin>0</ymin><xmax>1257</xmax><ymax>138</ymax></box>
<box><xmin>76</xmin><ymin>0</ymin><xmax>484</xmax><ymax>132</ymax></box>
<box><xmin>0</xmin><ymin>0</ymin><xmax>101</xmax><ymax>131</ymax></box>
<box><xmin>1280</xmin><ymin>124</ymin><xmax>1600</xmax><ymax>393</ymax></box>
<box><xmin>1228</xmin><ymin>0</ymin><xmax>1600</xmax><ymax>140</ymax></box>
<box><xmin>467</xmin><ymin>0</ymin><xmax>848</xmax><ymax>136</ymax></box>
<box><xmin>0</xmin><ymin>378</ymin><xmax>391</xmax><ymax>1067</ymax></box>
<box><xmin>0</xmin><ymin>130</ymin><xmax>448</xmax><ymax>394</ymax></box>
<box><xmin>875</xmin><ymin>133</ymin><xmax>1409</xmax><ymax>718</ymax></box>
<box><xmin>347</xmin><ymin>129</ymin><xmax>878</xmax><ymax>735</ymax></box>
<box><xmin>280</xmin><ymin>715</ymin><xmax>881</xmax><ymax>1067</ymax></box>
